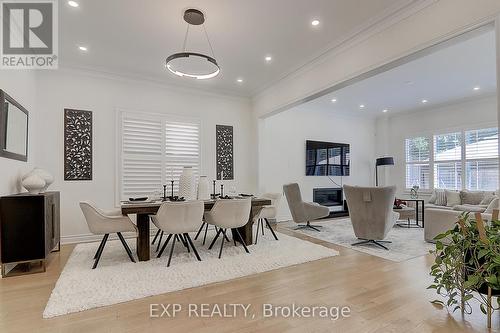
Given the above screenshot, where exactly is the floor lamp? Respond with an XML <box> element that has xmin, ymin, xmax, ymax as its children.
<box><xmin>375</xmin><ymin>157</ymin><xmax>394</xmax><ymax>186</ymax></box>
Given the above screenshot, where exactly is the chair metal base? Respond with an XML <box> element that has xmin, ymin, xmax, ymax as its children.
<box><xmin>209</xmin><ymin>227</ymin><xmax>250</xmax><ymax>259</ymax></box>
<box><xmin>157</xmin><ymin>233</ymin><xmax>202</xmax><ymax>267</ymax></box>
<box><xmin>93</xmin><ymin>232</ymin><xmax>136</xmax><ymax>269</ymax></box>
<box><xmin>352</xmin><ymin>239</ymin><xmax>392</xmax><ymax>250</ymax></box>
<box><xmin>294</xmin><ymin>222</ymin><xmax>323</xmax><ymax>232</ymax></box>
<box><xmin>255</xmin><ymin>218</ymin><xmax>279</xmax><ymax>244</ymax></box>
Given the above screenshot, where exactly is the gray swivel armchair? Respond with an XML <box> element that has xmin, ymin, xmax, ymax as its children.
<box><xmin>283</xmin><ymin>183</ymin><xmax>330</xmax><ymax>231</ymax></box>
<box><xmin>343</xmin><ymin>185</ymin><xmax>398</xmax><ymax>250</ymax></box>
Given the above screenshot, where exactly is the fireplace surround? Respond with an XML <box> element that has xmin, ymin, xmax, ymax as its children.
<box><xmin>313</xmin><ymin>188</ymin><xmax>349</xmax><ymax>217</ymax></box>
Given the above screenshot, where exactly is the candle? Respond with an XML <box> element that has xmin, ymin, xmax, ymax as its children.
<box><xmin>221</xmin><ymin>170</ymin><xmax>224</xmax><ymax>181</ymax></box>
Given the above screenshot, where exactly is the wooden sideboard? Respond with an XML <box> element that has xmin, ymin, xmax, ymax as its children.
<box><xmin>0</xmin><ymin>192</ymin><xmax>60</xmax><ymax>277</ymax></box>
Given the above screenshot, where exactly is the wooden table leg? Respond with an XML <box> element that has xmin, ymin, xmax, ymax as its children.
<box><xmin>136</xmin><ymin>214</ymin><xmax>150</xmax><ymax>261</ymax></box>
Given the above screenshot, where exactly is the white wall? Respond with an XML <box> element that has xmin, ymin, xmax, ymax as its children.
<box><xmin>0</xmin><ymin>71</ymin><xmax>37</xmax><ymax>196</ymax></box>
<box><xmin>34</xmin><ymin>69</ymin><xmax>256</xmax><ymax>243</ymax></box>
<box><xmin>253</xmin><ymin>0</ymin><xmax>500</xmax><ymax>117</ymax></box>
<box><xmin>377</xmin><ymin>95</ymin><xmax>498</xmax><ymax>197</ymax></box>
<box><xmin>258</xmin><ymin>106</ymin><xmax>376</xmax><ymax>221</ymax></box>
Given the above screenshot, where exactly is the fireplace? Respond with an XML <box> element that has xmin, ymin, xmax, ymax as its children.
<box><xmin>313</xmin><ymin>188</ymin><xmax>349</xmax><ymax>217</ymax></box>
<box><xmin>313</xmin><ymin>188</ymin><xmax>343</xmax><ymax>207</ymax></box>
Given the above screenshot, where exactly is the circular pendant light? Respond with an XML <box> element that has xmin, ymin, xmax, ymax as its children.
<box><xmin>166</xmin><ymin>9</ymin><xmax>220</xmax><ymax>80</ymax></box>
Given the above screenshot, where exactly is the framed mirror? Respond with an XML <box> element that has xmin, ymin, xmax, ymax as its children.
<box><xmin>0</xmin><ymin>90</ymin><xmax>29</xmax><ymax>162</ymax></box>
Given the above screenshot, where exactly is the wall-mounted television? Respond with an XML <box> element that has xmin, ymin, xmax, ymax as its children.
<box><xmin>306</xmin><ymin>140</ymin><xmax>350</xmax><ymax>176</ymax></box>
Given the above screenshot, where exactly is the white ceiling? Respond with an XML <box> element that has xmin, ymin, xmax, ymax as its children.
<box><xmin>59</xmin><ymin>0</ymin><xmax>418</xmax><ymax>97</ymax></box>
<box><xmin>299</xmin><ymin>28</ymin><xmax>497</xmax><ymax>118</ymax></box>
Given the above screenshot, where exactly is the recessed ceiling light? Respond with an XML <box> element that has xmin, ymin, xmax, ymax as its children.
<box><xmin>473</xmin><ymin>86</ymin><xmax>481</xmax><ymax>91</ymax></box>
<box><xmin>331</xmin><ymin>98</ymin><xmax>337</xmax><ymax>103</ymax></box>
<box><xmin>383</xmin><ymin>109</ymin><xmax>388</xmax><ymax>113</ymax></box>
<box><xmin>421</xmin><ymin>99</ymin><xmax>428</xmax><ymax>104</ymax></box>
<box><xmin>359</xmin><ymin>104</ymin><xmax>365</xmax><ymax>109</ymax></box>
<box><xmin>68</xmin><ymin>1</ymin><xmax>79</xmax><ymax>7</ymax></box>
<box><xmin>311</xmin><ymin>19</ymin><xmax>320</xmax><ymax>26</ymax></box>
<box><xmin>265</xmin><ymin>56</ymin><xmax>272</xmax><ymax>62</ymax></box>
<box><xmin>78</xmin><ymin>46</ymin><xmax>88</xmax><ymax>52</ymax></box>
<box><xmin>236</xmin><ymin>78</ymin><xmax>243</xmax><ymax>83</ymax></box>
<box><xmin>404</xmin><ymin>80</ymin><xmax>414</xmax><ymax>85</ymax></box>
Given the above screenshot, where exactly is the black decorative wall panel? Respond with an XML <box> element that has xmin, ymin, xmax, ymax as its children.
<box><xmin>216</xmin><ymin>125</ymin><xmax>233</xmax><ymax>180</ymax></box>
<box><xmin>64</xmin><ymin>109</ymin><xmax>92</xmax><ymax>180</ymax></box>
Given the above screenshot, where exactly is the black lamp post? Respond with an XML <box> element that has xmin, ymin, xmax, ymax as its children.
<box><xmin>375</xmin><ymin>157</ymin><xmax>394</xmax><ymax>186</ymax></box>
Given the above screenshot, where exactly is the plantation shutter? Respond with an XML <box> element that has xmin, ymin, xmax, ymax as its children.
<box><xmin>121</xmin><ymin>115</ymin><xmax>163</xmax><ymax>199</ymax></box>
<box><xmin>119</xmin><ymin>112</ymin><xmax>201</xmax><ymax>200</ymax></box>
<box><xmin>465</xmin><ymin>128</ymin><xmax>498</xmax><ymax>191</ymax></box>
<box><xmin>165</xmin><ymin>121</ymin><xmax>200</xmax><ymax>193</ymax></box>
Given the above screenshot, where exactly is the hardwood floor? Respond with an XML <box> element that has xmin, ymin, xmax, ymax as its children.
<box><xmin>0</xmin><ymin>223</ymin><xmax>498</xmax><ymax>333</ymax></box>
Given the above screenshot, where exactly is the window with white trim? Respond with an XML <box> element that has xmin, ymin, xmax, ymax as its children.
<box><xmin>434</xmin><ymin>132</ymin><xmax>462</xmax><ymax>190</ymax></box>
<box><xmin>119</xmin><ymin>111</ymin><xmax>200</xmax><ymax>200</ymax></box>
<box><xmin>405</xmin><ymin>136</ymin><xmax>431</xmax><ymax>189</ymax></box>
<box><xmin>465</xmin><ymin>128</ymin><xmax>498</xmax><ymax>191</ymax></box>
<box><xmin>405</xmin><ymin>127</ymin><xmax>498</xmax><ymax>191</ymax></box>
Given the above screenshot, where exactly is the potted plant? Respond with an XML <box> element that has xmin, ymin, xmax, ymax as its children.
<box><xmin>428</xmin><ymin>210</ymin><xmax>500</xmax><ymax>328</ymax></box>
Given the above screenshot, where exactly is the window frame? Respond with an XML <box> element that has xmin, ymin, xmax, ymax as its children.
<box><xmin>115</xmin><ymin>109</ymin><xmax>202</xmax><ymax>206</ymax></box>
<box><xmin>404</xmin><ymin>124</ymin><xmax>498</xmax><ymax>192</ymax></box>
<box><xmin>405</xmin><ymin>136</ymin><xmax>432</xmax><ymax>190</ymax></box>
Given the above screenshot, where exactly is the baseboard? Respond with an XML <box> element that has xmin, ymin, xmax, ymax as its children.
<box><xmin>61</xmin><ymin>229</ymin><xmax>159</xmax><ymax>245</ymax></box>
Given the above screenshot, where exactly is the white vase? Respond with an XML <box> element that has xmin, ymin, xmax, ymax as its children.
<box><xmin>178</xmin><ymin>167</ymin><xmax>196</xmax><ymax>200</ymax></box>
<box><xmin>22</xmin><ymin>174</ymin><xmax>46</xmax><ymax>194</ymax></box>
<box><xmin>31</xmin><ymin>168</ymin><xmax>54</xmax><ymax>192</ymax></box>
<box><xmin>197</xmin><ymin>176</ymin><xmax>209</xmax><ymax>200</ymax></box>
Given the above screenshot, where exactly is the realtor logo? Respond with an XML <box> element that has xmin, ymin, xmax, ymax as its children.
<box><xmin>1</xmin><ymin>0</ymin><xmax>58</xmax><ymax>69</ymax></box>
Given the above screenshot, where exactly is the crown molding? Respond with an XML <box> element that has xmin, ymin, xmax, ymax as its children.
<box><xmin>251</xmin><ymin>0</ymin><xmax>438</xmax><ymax>99</ymax></box>
<box><xmin>54</xmin><ymin>64</ymin><xmax>252</xmax><ymax>104</ymax></box>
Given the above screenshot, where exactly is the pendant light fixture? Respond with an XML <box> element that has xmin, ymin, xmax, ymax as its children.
<box><xmin>166</xmin><ymin>9</ymin><xmax>220</xmax><ymax>80</ymax></box>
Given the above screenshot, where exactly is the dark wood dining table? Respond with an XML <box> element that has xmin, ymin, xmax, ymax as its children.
<box><xmin>121</xmin><ymin>198</ymin><xmax>272</xmax><ymax>261</ymax></box>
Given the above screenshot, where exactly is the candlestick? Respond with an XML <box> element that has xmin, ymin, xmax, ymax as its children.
<box><xmin>212</xmin><ymin>180</ymin><xmax>216</xmax><ymax>198</ymax></box>
<box><xmin>163</xmin><ymin>184</ymin><xmax>167</xmax><ymax>201</ymax></box>
<box><xmin>221</xmin><ymin>170</ymin><xmax>224</xmax><ymax>181</ymax></box>
<box><xmin>220</xmin><ymin>184</ymin><xmax>224</xmax><ymax>197</ymax></box>
<box><xmin>170</xmin><ymin>180</ymin><xmax>174</xmax><ymax>197</ymax></box>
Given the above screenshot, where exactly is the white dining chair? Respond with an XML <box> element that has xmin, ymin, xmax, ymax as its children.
<box><xmin>254</xmin><ymin>192</ymin><xmax>281</xmax><ymax>244</ymax></box>
<box><xmin>205</xmin><ymin>198</ymin><xmax>252</xmax><ymax>258</ymax></box>
<box><xmin>79</xmin><ymin>201</ymin><xmax>137</xmax><ymax>269</ymax></box>
<box><xmin>150</xmin><ymin>201</ymin><xmax>204</xmax><ymax>267</ymax></box>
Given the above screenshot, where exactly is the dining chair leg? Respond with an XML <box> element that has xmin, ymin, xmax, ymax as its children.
<box><xmin>185</xmin><ymin>233</ymin><xmax>201</xmax><ymax>261</ymax></box>
<box><xmin>194</xmin><ymin>222</ymin><xmax>205</xmax><ymax>240</ymax></box>
<box><xmin>208</xmin><ymin>228</ymin><xmax>222</xmax><ymax>250</ymax></box>
<box><xmin>156</xmin><ymin>231</ymin><xmax>164</xmax><ymax>252</ymax></box>
<box><xmin>94</xmin><ymin>234</ymin><xmax>108</xmax><ymax>259</ymax></box>
<box><xmin>202</xmin><ymin>222</ymin><xmax>209</xmax><ymax>245</ymax></box>
<box><xmin>157</xmin><ymin>234</ymin><xmax>173</xmax><ymax>258</ymax></box>
<box><xmin>265</xmin><ymin>218</ymin><xmax>279</xmax><ymax>240</ymax></box>
<box><xmin>261</xmin><ymin>219</ymin><xmax>265</xmax><ymax>235</ymax></box>
<box><xmin>117</xmin><ymin>232</ymin><xmax>136</xmax><ymax>263</ymax></box>
<box><xmin>255</xmin><ymin>218</ymin><xmax>261</xmax><ymax>244</ymax></box>
<box><xmin>167</xmin><ymin>234</ymin><xmax>177</xmax><ymax>267</ymax></box>
<box><xmin>178</xmin><ymin>234</ymin><xmax>190</xmax><ymax>252</ymax></box>
<box><xmin>93</xmin><ymin>234</ymin><xmax>109</xmax><ymax>269</ymax></box>
<box><xmin>151</xmin><ymin>229</ymin><xmax>161</xmax><ymax>245</ymax></box>
<box><xmin>235</xmin><ymin>229</ymin><xmax>250</xmax><ymax>254</ymax></box>
<box><xmin>218</xmin><ymin>229</ymin><xmax>226</xmax><ymax>259</ymax></box>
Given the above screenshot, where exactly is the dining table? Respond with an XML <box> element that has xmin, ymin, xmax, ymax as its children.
<box><xmin>121</xmin><ymin>198</ymin><xmax>272</xmax><ymax>261</ymax></box>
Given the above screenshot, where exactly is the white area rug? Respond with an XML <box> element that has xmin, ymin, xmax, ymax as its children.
<box><xmin>282</xmin><ymin>218</ymin><xmax>434</xmax><ymax>262</ymax></box>
<box><xmin>43</xmin><ymin>229</ymin><xmax>338</xmax><ymax>318</ymax></box>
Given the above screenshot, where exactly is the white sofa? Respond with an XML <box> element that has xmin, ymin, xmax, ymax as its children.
<box><xmin>424</xmin><ymin>189</ymin><xmax>498</xmax><ymax>242</ymax></box>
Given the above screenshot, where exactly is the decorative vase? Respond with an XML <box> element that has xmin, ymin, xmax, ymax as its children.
<box><xmin>21</xmin><ymin>174</ymin><xmax>46</xmax><ymax>194</ymax></box>
<box><xmin>31</xmin><ymin>168</ymin><xmax>54</xmax><ymax>192</ymax></box>
<box><xmin>178</xmin><ymin>167</ymin><xmax>196</xmax><ymax>200</ymax></box>
<box><xmin>197</xmin><ymin>176</ymin><xmax>209</xmax><ymax>200</ymax></box>
<box><xmin>410</xmin><ymin>185</ymin><xmax>419</xmax><ymax>199</ymax></box>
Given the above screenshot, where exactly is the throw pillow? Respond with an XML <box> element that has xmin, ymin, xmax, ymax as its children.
<box><xmin>480</xmin><ymin>193</ymin><xmax>496</xmax><ymax>206</ymax></box>
<box><xmin>460</xmin><ymin>190</ymin><xmax>485</xmax><ymax>205</ymax></box>
<box><xmin>428</xmin><ymin>190</ymin><xmax>437</xmax><ymax>204</ymax></box>
<box><xmin>445</xmin><ymin>190</ymin><xmax>461</xmax><ymax>207</ymax></box>
<box><xmin>485</xmin><ymin>197</ymin><xmax>499</xmax><ymax>215</ymax></box>
<box><xmin>435</xmin><ymin>189</ymin><xmax>447</xmax><ymax>206</ymax></box>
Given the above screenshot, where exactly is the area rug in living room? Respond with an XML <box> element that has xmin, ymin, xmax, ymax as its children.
<box><xmin>43</xmin><ymin>229</ymin><xmax>338</xmax><ymax>318</ymax></box>
<box><xmin>281</xmin><ymin>218</ymin><xmax>434</xmax><ymax>262</ymax></box>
